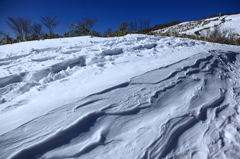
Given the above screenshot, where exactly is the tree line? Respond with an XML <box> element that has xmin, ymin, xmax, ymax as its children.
<box><xmin>2</xmin><ymin>12</ymin><xmax>239</xmax><ymax>46</ymax></box>
<box><xmin>0</xmin><ymin>14</ymin><xmax>152</xmax><ymax>45</ymax></box>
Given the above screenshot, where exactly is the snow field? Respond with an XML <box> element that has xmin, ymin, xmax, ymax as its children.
<box><xmin>0</xmin><ymin>34</ymin><xmax>240</xmax><ymax>158</ymax></box>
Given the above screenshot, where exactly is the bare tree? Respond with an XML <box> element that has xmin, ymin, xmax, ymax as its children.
<box><xmin>122</xmin><ymin>22</ymin><xmax>129</xmax><ymax>29</ymax></box>
<box><xmin>129</xmin><ymin>21</ymin><xmax>138</xmax><ymax>32</ymax></box>
<box><xmin>138</xmin><ymin>19</ymin><xmax>144</xmax><ymax>31</ymax></box>
<box><xmin>40</xmin><ymin>14</ymin><xmax>60</xmax><ymax>35</ymax></box>
<box><xmin>138</xmin><ymin>19</ymin><xmax>151</xmax><ymax>31</ymax></box>
<box><xmin>143</xmin><ymin>19</ymin><xmax>151</xmax><ymax>30</ymax></box>
<box><xmin>68</xmin><ymin>18</ymin><xmax>98</xmax><ymax>36</ymax></box>
<box><xmin>104</xmin><ymin>28</ymin><xmax>114</xmax><ymax>37</ymax></box>
<box><xmin>128</xmin><ymin>19</ymin><xmax>151</xmax><ymax>33</ymax></box>
<box><xmin>20</xmin><ymin>17</ymin><xmax>32</xmax><ymax>40</ymax></box>
<box><xmin>116</xmin><ymin>22</ymin><xmax>129</xmax><ymax>36</ymax></box>
<box><xmin>6</xmin><ymin>17</ymin><xmax>32</xmax><ymax>41</ymax></box>
<box><xmin>81</xmin><ymin>18</ymin><xmax>98</xmax><ymax>31</ymax></box>
<box><xmin>30</xmin><ymin>22</ymin><xmax>43</xmax><ymax>40</ymax></box>
<box><xmin>6</xmin><ymin>17</ymin><xmax>23</xmax><ymax>41</ymax></box>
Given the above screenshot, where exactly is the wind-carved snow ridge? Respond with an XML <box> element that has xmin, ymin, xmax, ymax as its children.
<box><xmin>0</xmin><ymin>35</ymin><xmax>240</xmax><ymax>159</ymax></box>
<box><xmin>101</xmin><ymin>48</ymin><xmax>123</xmax><ymax>56</ymax></box>
<box><xmin>0</xmin><ymin>56</ymin><xmax>85</xmax><ymax>104</ymax></box>
<box><xmin>31</xmin><ymin>56</ymin><xmax>86</xmax><ymax>82</ymax></box>
<box><xmin>133</xmin><ymin>43</ymin><xmax>157</xmax><ymax>50</ymax></box>
<box><xmin>8</xmin><ymin>56</ymin><xmax>85</xmax><ymax>84</ymax></box>
<box><xmin>10</xmin><ymin>112</ymin><xmax>106</xmax><ymax>159</ymax></box>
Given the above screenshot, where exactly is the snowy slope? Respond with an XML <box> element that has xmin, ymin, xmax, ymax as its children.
<box><xmin>1</xmin><ymin>35</ymin><xmax>240</xmax><ymax>159</ymax></box>
<box><xmin>155</xmin><ymin>14</ymin><xmax>240</xmax><ymax>37</ymax></box>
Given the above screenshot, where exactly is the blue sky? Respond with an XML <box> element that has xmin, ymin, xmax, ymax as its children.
<box><xmin>0</xmin><ymin>0</ymin><xmax>239</xmax><ymax>36</ymax></box>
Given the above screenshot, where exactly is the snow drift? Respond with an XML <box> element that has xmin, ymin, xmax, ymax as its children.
<box><xmin>0</xmin><ymin>34</ymin><xmax>240</xmax><ymax>159</ymax></box>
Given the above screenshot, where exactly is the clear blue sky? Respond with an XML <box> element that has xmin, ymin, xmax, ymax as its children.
<box><xmin>0</xmin><ymin>0</ymin><xmax>239</xmax><ymax>36</ymax></box>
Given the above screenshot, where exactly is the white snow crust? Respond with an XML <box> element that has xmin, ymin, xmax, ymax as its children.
<box><xmin>0</xmin><ymin>34</ymin><xmax>240</xmax><ymax>159</ymax></box>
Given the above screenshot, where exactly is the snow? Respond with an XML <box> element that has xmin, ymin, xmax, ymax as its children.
<box><xmin>155</xmin><ymin>14</ymin><xmax>240</xmax><ymax>37</ymax></box>
<box><xmin>0</xmin><ymin>34</ymin><xmax>240</xmax><ymax>159</ymax></box>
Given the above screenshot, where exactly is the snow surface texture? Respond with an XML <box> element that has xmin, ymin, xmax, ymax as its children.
<box><xmin>155</xmin><ymin>14</ymin><xmax>240</xmax><ymax>37</ymax></box>
<box><xmin>0</xmin><ymin>34</ymin><xmax>240</xmax><ymax>159</ymax></box>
